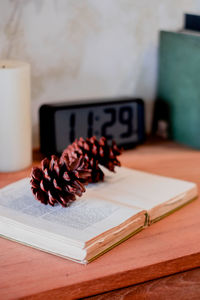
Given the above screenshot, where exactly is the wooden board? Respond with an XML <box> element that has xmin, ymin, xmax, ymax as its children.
<box><xmin>85</xmin><ymin>268</ymin><xmax>200</xmax><ymax>300</ymax></box>
<box><xmin>1</xmin><ymin>141</ymin><xmax>200</xmax><ymax>299</ymax></box>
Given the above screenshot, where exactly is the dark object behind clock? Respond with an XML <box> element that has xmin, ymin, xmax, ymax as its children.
<box><xmin>184</xmin><ymin>13</ymin><xmax>200</xmax><ymax>32</ymax></box>
<box><xmin>39</xmin><ymin>97</ymin><xmax>145</xmax><ymax>156</ymax></box>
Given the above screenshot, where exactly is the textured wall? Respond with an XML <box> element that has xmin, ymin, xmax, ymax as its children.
<box><xmin>1</xmin><ymin>0</ymin><xmax>200</xmax><ymax>147</ymax></box>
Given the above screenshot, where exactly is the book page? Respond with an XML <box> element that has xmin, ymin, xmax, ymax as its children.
<box><xmin>0</xmin><ymin>178</ymin><xmax>144</xmax><ymax>244</ymax></box>
<box><xmin>97</xmin><ymin>167</ymin><xmax>197</xmax><ymax>210</ymax></box>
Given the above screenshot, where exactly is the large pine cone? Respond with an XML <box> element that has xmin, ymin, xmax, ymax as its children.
<box><xmin>61</xmin><ymin>136</ymin><xmax>121</xmax><ymax>182</ymax></box>
<box><xmin>30</xmin><ymin>155</ymin><xmax>91</xmax><ymax>207</ymax></box>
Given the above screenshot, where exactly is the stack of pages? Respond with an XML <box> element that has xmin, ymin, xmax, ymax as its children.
<box><xmin>0</xmin><ymin>167</ymin><xmax>197</xmax><ymax>264</ymax></box>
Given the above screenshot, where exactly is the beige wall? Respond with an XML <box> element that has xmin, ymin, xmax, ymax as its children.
<box><xmin>1</xmin><ymin>0</ymin><xmax>200</xmax><ymax>147</ymax></box>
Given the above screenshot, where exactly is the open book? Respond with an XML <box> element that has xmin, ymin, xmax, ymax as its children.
<box><xmin>0</xmin><ymin>167</ymin><xmax>197</xmax><ymax>264</ymax></box>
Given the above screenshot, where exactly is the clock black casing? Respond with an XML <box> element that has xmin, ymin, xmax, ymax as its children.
<box><xmin>39</xmin><ymin>97</ymin><xmax>145</xmax><ymax>156</ymax></box>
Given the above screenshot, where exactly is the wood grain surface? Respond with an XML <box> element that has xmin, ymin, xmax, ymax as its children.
<box><xmin>0</xmin><ymin>140</ymin><xmax>200</xmax><ymax>299</ymax></box>
<box><xmin>83</xmin><ymin>268</ymin><xmax>200</xmax><ymax>300</ymax></box>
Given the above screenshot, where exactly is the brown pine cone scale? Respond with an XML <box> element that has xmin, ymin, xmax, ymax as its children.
<box><xmin>61</xmin><ymin>136</ymin><xmax>122</xmax><ymax>182</ymax></box>
<box><xmin>30</xmin><ymin>155</ymin><xmax>90</xmax><ymax>207</ymax></box>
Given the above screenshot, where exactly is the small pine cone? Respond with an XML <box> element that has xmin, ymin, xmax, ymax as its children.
<box><xmin>61</xmin><ymin>150</ymin><xmax>104</xmax><ymax>183</ymax></box>
<box><xmin>30</xmin><ymin>155</ymin><xmax>91</xmax><ymax>207</ymax></box>
<box><xmin>61</xmin><ymin>136</ymin><xmax>122</xmax><ymax>182</ymax></box>
<box><xmin>95</xmin><ymin>136</ymin><xmax>121</xmax><ymax>171</ymax></box>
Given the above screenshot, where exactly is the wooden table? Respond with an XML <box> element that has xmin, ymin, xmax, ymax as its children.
<box><xmin>1</xmin><ymin>139</ymin><xmax>200</xmax><ymax>299</ymax></box>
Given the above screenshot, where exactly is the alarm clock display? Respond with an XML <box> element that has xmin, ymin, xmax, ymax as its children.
<box><xmin>40</xmin><ymin>98</ymin><xmax>145</xmax><ymax>155</ymax></box>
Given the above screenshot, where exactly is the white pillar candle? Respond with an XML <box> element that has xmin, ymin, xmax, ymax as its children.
<box><xmin>0</xmin><ymin>60</ymin><xmax>32</xmax><ymax>172</ymax></box>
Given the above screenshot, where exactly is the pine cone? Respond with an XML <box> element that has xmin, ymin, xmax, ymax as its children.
<box><xmin>30</xmin><ymin>155</ymin><xmax>91</xmax><ymax>207</ymax></box>
<box><xmin>61</xmin><ymin>136</ymin><xmax>121</xmax><ymax>182</ymax></box>
<box><xmin>61</xmin><ymin>150</ymin><xmax>104</xmax><ymax>183</ymax></box>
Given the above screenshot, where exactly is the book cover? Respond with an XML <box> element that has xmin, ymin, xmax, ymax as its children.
<box><xmin>157</xmin><ymin>30</ymin><xmax>200</xmax><ymax>148</ymax></box>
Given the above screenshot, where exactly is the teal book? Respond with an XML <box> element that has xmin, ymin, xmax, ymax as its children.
<box><xmin>157</xmin><ymin>30</ymin><xmax>200</xmax><ymax>148</ymax></box>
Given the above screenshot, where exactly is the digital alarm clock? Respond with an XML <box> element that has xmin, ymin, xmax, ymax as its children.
<box><xmin>39</xmin><ymin>97</ymin><xmax>145</xmax><ymax>156</ymax></box>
